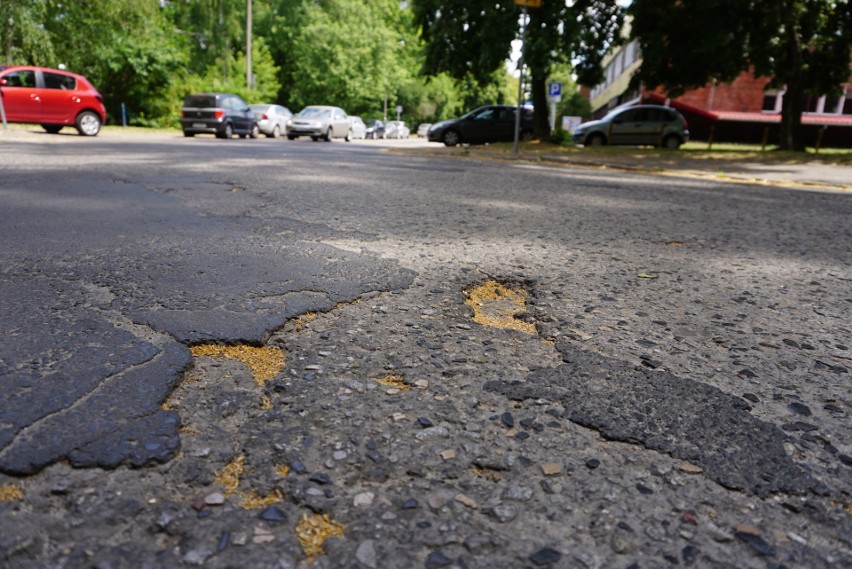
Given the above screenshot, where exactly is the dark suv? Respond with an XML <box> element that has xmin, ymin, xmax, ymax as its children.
<box><xmin>427</xmin><ymin>105</ymin><xmax>535</xmax><ymax>147</ymax></box>
<box><xmin>180</xmin><ymin>93</ymin><xmax>259</xmax><ymax>139</ymax></box>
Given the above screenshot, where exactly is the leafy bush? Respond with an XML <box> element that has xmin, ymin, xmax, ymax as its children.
<box><xmin>550</xmin><ymin>128</ymin><xmax>573</xmax><ymax>146</ymax></box>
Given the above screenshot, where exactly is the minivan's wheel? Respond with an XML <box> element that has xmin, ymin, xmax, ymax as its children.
<box><xmin>325</xmin><ymin>128</ymin><xmax>333</xmax><ymax>142</ymax></box>
<box><xmin>183</xmin><ymin>131</ymin><xmax>195</xmax><ymax>137</ymax></box>
<box><xmin>42</xmin><ymin>124</ymin><xmax>63</xmax><ymax>134</ymax></box>
<box><xmin>345</xmin><ymin>129</ymin><xmax>352</xmax><ymax>142</ymax></box>
<box><xmin>217</xmin><ymin>123</ymin><xmax>233</xmax><ymax>139</ymax></box>
<box><xmin>288</xmin><ymin>134</ymin><xmax>297</xmax><ymax>140</ymax></box>
<box><xmin>586</xmin><ymin>133</ymin><xmax>606</xmax><ymax>147</ymax></box>
<box><xmin>662</xmin><ymin>134</ymin><xmax>682</xmax><ymax>149</ymax></box>
<box><xmin>268</xmin><ymin>125</ymin><xmax>280</xmax><ymax>138</ymax></box>
<box><xmin>75</xmin><ymin>111</ymin><xmax>102</xmax><ymax>136</ymax></box>
<box><xmin>442</xmin><ymin>130</ymin><xmax>460</xmax><ymax>147</ymax></box>
<box><xmin>250</xmin><ymin>124</ymin><xmax>260</xmax><ymax>139</ymax></box>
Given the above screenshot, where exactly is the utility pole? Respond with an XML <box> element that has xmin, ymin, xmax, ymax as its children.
<box><xmin>512</xmin><ymin>5</ymin><xmax>529</xmax><ymax>157</ymax></box>
<box><xmin>246</xmin><ymin>0</ymin><xmax>253</xmax><ymax>90</ymax></box>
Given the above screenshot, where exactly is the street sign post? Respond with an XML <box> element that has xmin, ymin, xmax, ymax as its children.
<box><xmin>548</xmin><ymin>81</ymin><xmax>562</xmax><ymax>100</ymax></box>
<box><xmin>547</xmin><ymin>81</ymin><xmax>562</xmax><ymax>132</ymax></box>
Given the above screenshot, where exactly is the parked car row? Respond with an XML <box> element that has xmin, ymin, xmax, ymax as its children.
<box><xmin>180</xmin><ymin>94</ymin><xmax>402</xmax><ymax>142</ymax></box>
<box><xmin>6</xmin><ymin>66</ymin><xmax>683</xmax><ymax>149</ymax></box>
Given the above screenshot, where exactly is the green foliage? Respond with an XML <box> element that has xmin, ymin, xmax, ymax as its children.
<box><xmin>630</xmin><ymin>0</ymin><xmax>852</xmax><ymax>150</ymax></box>
<box><xmin>282</xmin><ymin>0</ymin><xmax>420</xmax><ymax>115</ymax></box>
<box><xmin>412</xmin><ymin>0</ymin><xmax>623</xmax><ymax>137</ymax></box>
<box><xmin>549</xmin><ymin>128</ymin><xmax>573</xmax><ymax>146</ymax></box>
<box><xmin>0</xmin><ymin>0</ymin><xmax>54</xmax><ymax>65</ymax></box>
<box><xmin>1</xmin><ymin>0</ymin><xmax>537</xmax><ymax>128</ymax></box>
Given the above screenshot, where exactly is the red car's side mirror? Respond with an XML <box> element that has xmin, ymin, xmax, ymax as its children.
<box><xmin>0</xmin><ymin>79</ymin><xmax>7</xmax><ymax>86</ymax></box>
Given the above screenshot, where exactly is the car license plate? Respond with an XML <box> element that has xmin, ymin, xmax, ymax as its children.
<box><xmin>192</xmin><ymin>123</ymin><xmax>206</xmax><ymax>128</ymax></box>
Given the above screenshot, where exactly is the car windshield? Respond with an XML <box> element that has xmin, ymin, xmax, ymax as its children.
<box><xmin>299</xmin><ymin>108</ymin><xmax>330</xmax><ymax>118</ymax></box>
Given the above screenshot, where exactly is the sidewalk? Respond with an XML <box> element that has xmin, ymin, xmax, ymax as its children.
<box><xmin>405</xmin><ymin>142</ymin><xmax>852</xmax><ymax>192</ymax></box>
<box><xmin>536</xmin><ymin>151</ymin><xmax>852</xmax><ymax>192</ymax></box>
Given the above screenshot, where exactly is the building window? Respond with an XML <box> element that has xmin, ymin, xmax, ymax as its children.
<box><xmin>805</xmin><ymin>95</ymin><xmax>821</xmax><ymax>113</ymax></box>
<box><xmin>762</xmin><ymin>90</ymin><xmax>783</xmax><ymax>113</ymax></box>
<box><xmin>626</xmin><ymin>41</ymin><xmax>636</xmax><ymax>64</ymax></box>
<box><xmin>823</xmin><ymin>95</ymin><xmax>841</xmax><ymax>114</ymax></box>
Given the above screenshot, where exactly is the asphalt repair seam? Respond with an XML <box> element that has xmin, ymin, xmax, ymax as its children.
<box><xmin>466</xmin><ymin>277</ymin><xmax>818</xmax><ymax>499</ymax></box>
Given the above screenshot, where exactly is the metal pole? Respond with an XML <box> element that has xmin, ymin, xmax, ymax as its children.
<box><xmin>0</xmin><ymin>91</ymin><xmax>7</xmax><ymax>131</ymax></box>
<box><xmin>246</xmin><ymin>0</ymin><xmax>253</xmax><ymax>90</ymax></box>
<box><xmin>513</xmin><ymin>7</ymin><xmax>528</xmax><ymax>157</ymax></box>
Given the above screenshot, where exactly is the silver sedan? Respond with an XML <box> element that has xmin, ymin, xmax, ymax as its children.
<box><xmin>287</xmin><ymin>106</ymin><xmax>353</xmax><ymax>141</ymax></box>
<box><xmin>249</xmin><ymin>104</ymin><xmax>292</xmax><ymax>138</ymax></box>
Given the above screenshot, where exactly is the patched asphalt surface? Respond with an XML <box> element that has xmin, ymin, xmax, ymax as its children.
<box><xmin>0</xmin><ymin>130</ymin><xmax>850</xmax><ymax>569</ymax></box>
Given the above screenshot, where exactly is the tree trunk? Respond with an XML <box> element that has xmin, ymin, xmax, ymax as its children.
<box><xmin>779</xmin><ymin>0</ymin><xmax>806</xmax><ymax>151</ymax></box>
<box><xmin>530</xmin><ymin>70</ymin><xmax>549</xmax><ymax>139</ymax></box>
<box><xmin>780</xmin><ymin>79</ymin><xmax>805</xmax><ymax>152</ymax></box>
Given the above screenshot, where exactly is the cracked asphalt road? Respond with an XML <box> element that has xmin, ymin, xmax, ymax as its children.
<box><xmin>0</xmin><ymin>130</ymin><xmax>850</xmax><ymax>568</ymax></box>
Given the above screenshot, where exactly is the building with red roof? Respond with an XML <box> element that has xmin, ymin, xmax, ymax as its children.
<box><xmin>584</xmin><ymin>39</ymin><xmax>852</xmax><ymax>148</ymax></box>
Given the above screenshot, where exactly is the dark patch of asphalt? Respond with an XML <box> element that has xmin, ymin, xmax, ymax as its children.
<box><xmin>0</xmin><ymin>170</ymin><xmax>415</xmax><ymax>475</ymax></box>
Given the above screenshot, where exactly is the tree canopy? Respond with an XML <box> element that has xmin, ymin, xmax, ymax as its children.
<box><xmin>1</xmin><ymin>0</ymin><xmax>592</xmax><ymax>129</ymax></box>
<box><xmin>630</xmin><ymin>0</ymin><xmax>852</xmax><ymax>151</ymax></box>
<box><xmin>412</xmin><ymin>0</ymin><xmax>623</xmax><ymax>137</ymax></box>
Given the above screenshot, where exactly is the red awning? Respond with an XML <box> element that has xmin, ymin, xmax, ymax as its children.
<box><xmin>643</xmin><ymin>92</ymin><xmax>852</xmax><ymax>127</ymax></box>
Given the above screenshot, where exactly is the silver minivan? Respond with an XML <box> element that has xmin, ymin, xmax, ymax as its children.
<box><xmin>572</xmin><ymin>105</ymin><xmax>689</xmax><ymax>149</ymax></box>
<box><xmin>287</xmin><ymin>105</ymin><xmax>352</xmax><ymax>141</ymax></box>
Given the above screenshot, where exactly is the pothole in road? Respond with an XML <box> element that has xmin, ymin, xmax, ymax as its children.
<box><xmin>188</xmin><ymin>344</ymin><xmax>285</xmax><ymax>387</ymax></box>
<box><xmin>464</xmin><ymin>280</ymin><xmax>537</xmax><ymax>335</ymax></box>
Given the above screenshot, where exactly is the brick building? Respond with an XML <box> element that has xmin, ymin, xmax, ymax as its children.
<box><xmin>585</xmin><ymin>39</ymin><xmax>852</xmax><ymax>148</ymax></box>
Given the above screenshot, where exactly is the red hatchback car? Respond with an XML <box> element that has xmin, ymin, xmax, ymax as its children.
<box><xmin>0</xmin><ymin>66</ymin><xmax>107</xmax><ymax>136</ymax></box>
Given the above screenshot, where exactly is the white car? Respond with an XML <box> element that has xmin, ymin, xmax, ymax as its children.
<box><xmin>349</xmin><ymin>116</ymin><xmax>367</xmax><ymax>139</ymax></box>
<box><xmin>249</xmin><ymin>104</ymin><xmax>292</xmax><ymax>138</ymax></box>
<box><xmin>287</xmin><ymin>105</ymin><xmax>353</xmax><ymax>141</ymax></box>
<box><xmin>385</xmin><ymin>120</ymin><xmax>410</xmax><ymax>139</ymax></box>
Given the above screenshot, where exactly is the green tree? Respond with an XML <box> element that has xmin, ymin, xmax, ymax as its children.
<box><xmin>162</xmin><ymin>0</ymin><xmax>246</xmax><ymax>77</ymax></box>
<box><xmin>42</xmin><ymin>1</ymin><xmax>188</xmax><ymax>127</ymax></box>
<box><xmin>630</xmin><ymin>0</ymin><xmax>852</xmax><ymax>151</ymax></box>
<box><xmin>0</xmin><ymin>0</ymin><xmax>55</xmax><ymax>65</ymax></box>
<box><xmin>282</xmin><ymin>0</ymin><xmax>418</xmax><ymax>114</ymax></box>
<box><xmin>412</xmin><ymin>0</ymin><xmax>623</xmax><ymax>138</ymax></box>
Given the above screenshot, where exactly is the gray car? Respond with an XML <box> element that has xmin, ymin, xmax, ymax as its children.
<box><xmin>287</xmin><ymin>105</ymin><xmax>352</xmax><ymax>141</ymax></box>
<box><xmin>572</xmin><ymin>104</ymin><xmax>689</xmax><ymax>149</ymax></box>
<box><xmin>249</xmin><ymin>104</ymin><xmax>292</xmax><ymax>138</ymax></box>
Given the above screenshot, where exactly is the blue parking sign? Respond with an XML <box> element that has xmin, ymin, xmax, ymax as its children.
<box><xmin>548</xmin><ymin>82</ymin><xmax>562</xmax><ymax>97</ymax></box>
